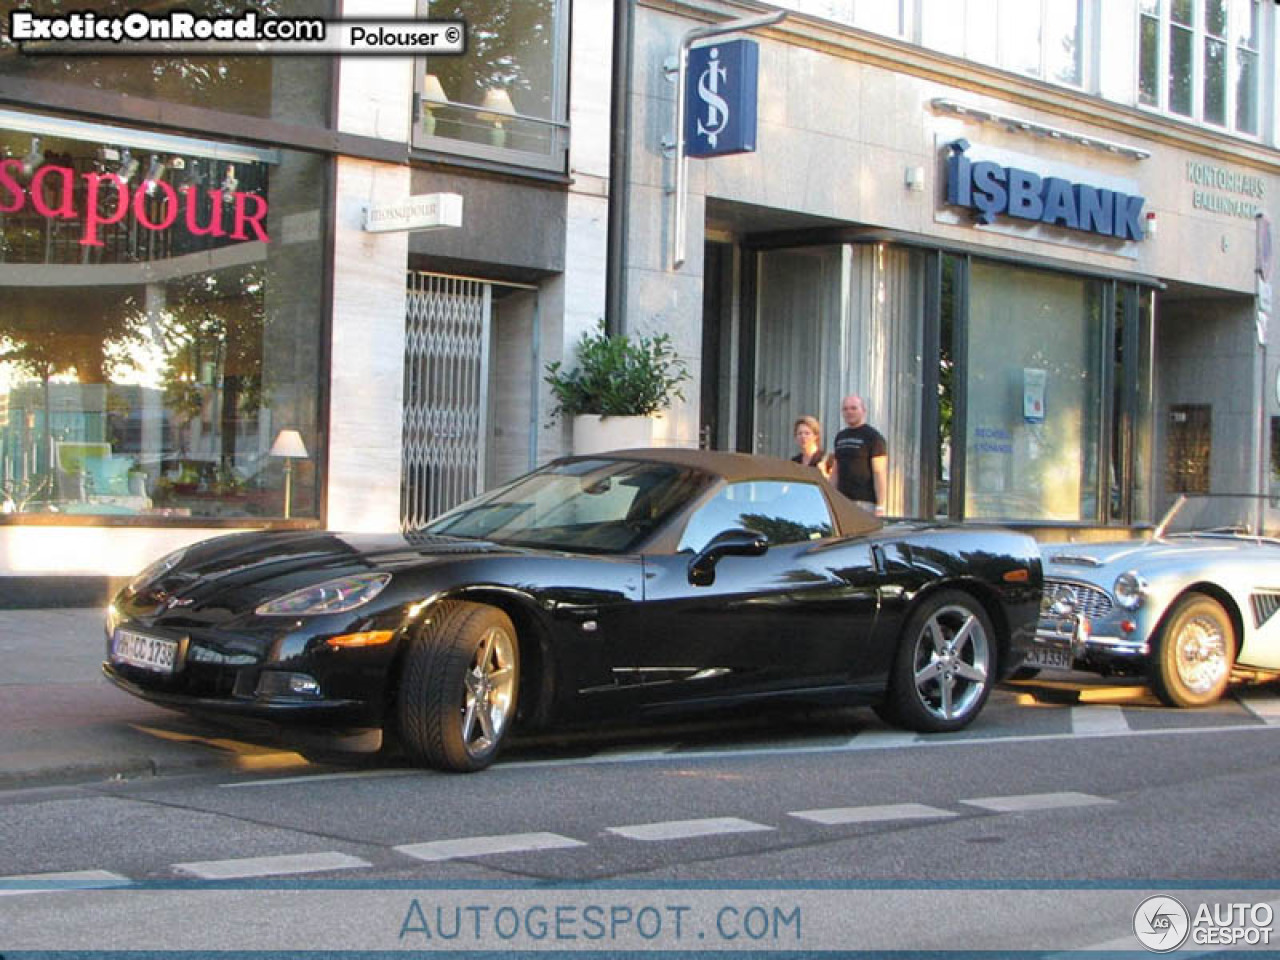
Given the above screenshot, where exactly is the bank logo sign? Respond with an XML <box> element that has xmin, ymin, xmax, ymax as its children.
<box><xmin>685</xmin><ymin>39</ymin><xmax>759</xmax><ymax>158</ymax></box>
<box><xmin>945</xmin><ymin>138</ymin><xmax>1147</xmax><ymax>242</ymax></box>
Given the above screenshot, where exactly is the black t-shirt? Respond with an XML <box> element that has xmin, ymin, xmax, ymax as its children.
<box><xmin>791</xmin><ymin>448</ymin><xmax>826</xmax><ymax>469</ymax></box>
<box><xmin>832</xmin><ymin>424</ymin><xmax>886</xmax><ymax>503</ymax></box>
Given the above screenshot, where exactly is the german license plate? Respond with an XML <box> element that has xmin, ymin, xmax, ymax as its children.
<box><xmin>1024</xmin><ymin>641</ymin><xmax>1073</xmax><ymax>671</ymax></box>
<box><xmin>111</xmin><ymin>628</ymin><xmax>178</xmax><ymax>674</ymax></box>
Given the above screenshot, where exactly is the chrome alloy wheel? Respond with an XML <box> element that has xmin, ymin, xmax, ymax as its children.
<box><xmin>461</xmin><ymin>625</ymin><xmax>517</xmax><ymax>757</ymax></box>
<box><xmin>1171</xmin><ymin>614</ymin><xmax>1230</xmax><ymax>697</ymax></box>
<box><xmin>911</xmin><ymin>604</ymin><xmax>991</xmax><ymax>721</ymax></box>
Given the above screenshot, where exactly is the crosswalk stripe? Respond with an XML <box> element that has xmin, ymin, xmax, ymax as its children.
<box><xmin>1237</xmin><ymin>693</ymin><xmax>1280</xmax><ymax>724</ymax></box>
<box><xmin>607</xmin><ymin>817</ymin><xmax>772</xmax><ymax>841</ymax></box>
<box><xmin>171</xmin><ymin>851</ymin><xmax>370</xmax><ymax>880</ymax></box>
<box><xmin>789</xmin><ymin>803</ymin><xmax>957</xmax><ymax>825</ymax></box>
<box><xmin>1071</xmin><ymin>705</ymin><xmax>1131</xmax><ymax>735</ymax></box>
<box><xmin>0</xmin><ymin>869</ymin><xmax>131</xmax><ymax>896</ymax></box>
<box><xmin>395</xmin><ymin>832</ymin><xmax>585</xmax><ymax>862</ymax></box>
<box><xmin>961</xmin><ymin>791</ymin><xmax>1115</xmax><ymax>813</ymax></box>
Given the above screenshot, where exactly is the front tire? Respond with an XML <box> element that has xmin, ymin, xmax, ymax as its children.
<box><xmin>1149</xmin><ymin>593</ymin><xmax>1234</xmax><ymax>708</ymax></box>
<box><xmin>397</xmin><ymin>601</ymin><xmax>520</xmax><ymax>772</ymax></box>
<box><xmin>879</xmin><ymin>590</ymin><xmax>995</xmax><ymax>733</ymax></box>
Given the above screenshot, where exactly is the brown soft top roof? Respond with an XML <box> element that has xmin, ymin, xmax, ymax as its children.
<box><xmin>561</xmin><ymin>447</ymin><xmax>883</xmax><ymax>537</ymax></box>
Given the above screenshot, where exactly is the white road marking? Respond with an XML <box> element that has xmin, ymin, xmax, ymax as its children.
<box><xmin>171</xmin><ymin>851</ymin><xmax>370</xmax><ymax>880</ymax></box>
<box><xmin>395</xmin><ymin>832</ymin><xmax>585</xmax><ymax>862</ymax></box>
<box><xmin>961</xmin><ymin>791</ymin><xmax>1115</xmax><ymax>813</ymax></box>
<box><xmin>789</xmin><ymin>803</ymin><xmax>957</xmax><ymax>825</ymax></box>
<box><xmin>224</xmin><ymin>769</ymin><xmax>420</xmax><ymax>788</ymax></box>
<box><xmin>844</xmin><ymin>729</ymin><xmax>922</xmax><ymax>750</ymax></box>
<box><xmin>0</xmin><ymin>869</ymin><xmax>131</xmax><ymax>896</ymax></box>
<box><xmin>203</xmin><ymin>718</ymin><xmax>1280</xmax><ymax>788</ymax></box>
<box><xmin>1236</xmin><ymin>693</ymin><xmax>1280</xmax><ymax>725</ymax></box>
<box><xmin>607</xmin><ymin>817</ymin><xmax>772</xmax><ymax>842</ymax></box>
<box><xmin>1071</xmin><ymin>705</ymin><xmax>1131</xmax><ymax>735</ymax></box>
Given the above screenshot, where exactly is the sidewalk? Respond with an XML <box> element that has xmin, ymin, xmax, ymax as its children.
<box><xmin>0</xmin><ymin>608</ymin><xmax>270</xmax><ymax>788</ymax></box>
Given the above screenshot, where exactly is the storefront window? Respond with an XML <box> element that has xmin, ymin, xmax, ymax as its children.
<box><xmin>0</xmin><ymin>115</ymin><xmax>326</xmax><ymax>522</ymax></box>
<box><xmin>414</xmin><ymin>0</ymin><xmax>569</xmax><ymax>171</ymax></box>
<box><xmin>964</xmin><ymin>261</ymin><xmax>1104</xmax><ymax>522</ymax></box>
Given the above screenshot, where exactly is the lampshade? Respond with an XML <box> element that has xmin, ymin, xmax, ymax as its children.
<box><xmin>270</xmin><ymin>429</ymin><xmax>308</xmax><ymax>459</ymax></box>
<box><xmin>481</xmin><ymin>88</ymin><xmax>515</xmax><ymax>116</ymax></box>
<box><xmin>422</xmin><ymin>73</ymin><xmax>448</xmax><ymax>103</ymax></box>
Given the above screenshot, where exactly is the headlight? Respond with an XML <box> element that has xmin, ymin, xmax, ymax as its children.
<box><xmin>255</xmin><ymin>572</ymin><xmax>392</xmax><ymax>617</ymax></box>
<box><xmin>1113</xmin><ymin>571</ymin><xmax>1147</xmax><ymax>610</ymax></box>
<box><xmin>127</xmin><ymin>547</ymin><xmax>188</xmax><ymax>594</ymax></box>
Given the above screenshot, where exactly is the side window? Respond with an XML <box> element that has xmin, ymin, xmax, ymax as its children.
<box><xmin>678</xmin><ymin>481</ymin><xmax>834</xmax><ymax>553</ymax></box>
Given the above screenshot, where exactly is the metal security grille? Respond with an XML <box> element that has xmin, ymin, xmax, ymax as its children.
<box><xmin>401</xmin><ymin>272</ymin><xmax>491</xmax><ymax>531</ymax></box>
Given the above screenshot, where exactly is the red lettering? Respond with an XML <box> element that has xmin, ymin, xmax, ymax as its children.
<box><xmin>0</xmin><ymin>157</ymin><xmax>24</xmax><ymax>213</ymax></box>
<box><xmin>133</xmin><ymin>180</ymin><xmax>178</xmax><ymax>231</ymax></box>
<box><xmin>80</xmin><ymin>172</ymin><xmax>129</xmax><ymax>247</ymax></box>
<box><xmin>183</xmin><ymin>187</ymin><xmax>226</xmax><ymax>238</ymax></box>
<box><xmin>31</xmin><ymin>164</ymin><xmax>76</xmax><ymax>219</ymax></box>
<box><xmin>231</xmin><ymin>192</ymin><xmax>270</xmax><ymax>242</ymax></box>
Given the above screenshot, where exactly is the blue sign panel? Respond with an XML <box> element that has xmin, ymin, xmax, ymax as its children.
<box><xmin>685</xmin><ymin>39</ymin><xmax>759</xmax><ymax>158</ymax></box>
<box><xmin>945</xmin><ymin>139</ymin><xmax>1147</xmax><ymax>242</ymax></box>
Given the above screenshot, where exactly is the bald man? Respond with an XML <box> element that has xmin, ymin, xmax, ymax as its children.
<box><xmin>830</xmin><ymin>394</ymin><xmax>887</xmax><ymax>516</ymax></box>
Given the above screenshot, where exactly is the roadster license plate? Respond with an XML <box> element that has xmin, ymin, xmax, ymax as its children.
<box><xmin>112</xmin><ymin>628</ymin><xmax>178</xmax><ymax>674</ymax></box>
<box><xmin>1024</xmin><ymin>641</ymin><xmax>1073</xmax><ymax>671</ymax></box>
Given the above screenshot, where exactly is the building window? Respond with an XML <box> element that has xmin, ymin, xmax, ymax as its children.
<box><xmin>919</xmin><ymin>0</ymin><xmax>1086</xmax><ymax>88</ymax></box>
<box><xmin>0</xmin><ymin>116</ymin><xmax>327</xmax><ymax>523</ymax></box>
<box><xmin>0</xmin><ymin>0</ymin><xmax>333</xmax><ymax>127</ymax></box>
<box><xmin>413</xmin><ymin>0</ymin><xmax>569</xmax><ymax>172</ymax></box>
<box><xmin>963</xmin><ymin>261</ymin><xmax>1105</xmax><ymax>523</ymax></box>
<box><xmin>1138</xmin><ymin>0</ymin><xmax>1260</xmax><ymax>134</ymax></box>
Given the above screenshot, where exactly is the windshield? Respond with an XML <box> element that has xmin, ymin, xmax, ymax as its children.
<box><xmin>1155</xmin><ymin>494</ymin><xmax>1280</xmax><ymax>540</ymax></box>
<box><xmin>422</xmin><ymin>458</ymin><xmax>711</xmax><ymax>553</ymax></box>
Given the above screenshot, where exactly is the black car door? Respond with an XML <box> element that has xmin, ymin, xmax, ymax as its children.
<box><xmin>586</xmin><ymin>479</ymin><xmax>882</xmax><ymax>710</ymax></box>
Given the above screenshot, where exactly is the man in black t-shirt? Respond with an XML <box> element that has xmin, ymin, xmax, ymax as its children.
<box><xmin>830</xmin><ymin>394</ymin><xmax>887</xmax><ymax>516</ymax></box>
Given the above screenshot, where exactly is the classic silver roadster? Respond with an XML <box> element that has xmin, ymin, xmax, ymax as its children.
<box><xmin>1033</xmin><ymin>494</ymin><xmax>1280</xmax><ymax>706</ymax></box>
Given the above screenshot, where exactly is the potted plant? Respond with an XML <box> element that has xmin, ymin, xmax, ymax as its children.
<box><xmin>545</xmin><ymin>321</ymin><xmax>689</xmax><ymax>454</ymax></box>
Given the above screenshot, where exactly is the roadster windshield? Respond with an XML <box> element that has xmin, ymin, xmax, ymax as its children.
<box><xmin>1154</xmin><ymin>494</ymin><xmax>1280</xmax><ymax>541</ymax></box>
<box><xmin>422</xmin><ymin>459</ymin><xmax>710</xmax><ymax>553</ymax></box>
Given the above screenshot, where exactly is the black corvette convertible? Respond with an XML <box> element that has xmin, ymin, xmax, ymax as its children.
<box><xmin>105</xmin><ymin>449</ymin><xmax>1042</xmax><ymax>771</ymax></box>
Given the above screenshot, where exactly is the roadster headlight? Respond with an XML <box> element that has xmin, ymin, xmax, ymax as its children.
<box><xmin>255</xmin><ymin>572</ymin><xmax>392</xmax><ymax>617</ymax></box>
<box><xmin>1113</xmin><ymin>571</ymin><xmax>1147</xmax><ymax>610</ymax></box>
<box><xmin>127</xmin><ymin>547</ymin><xmax>188</xmax><ymax>594</ymax></box>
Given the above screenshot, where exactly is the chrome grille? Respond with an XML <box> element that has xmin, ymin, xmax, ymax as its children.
<box><xmin>1042</xmin><ymin>578</ymin><xmax>1114</xmax><ymax>620</ymax></box>
<box><xmin>1251</xmin><ymin>592</ymin><xmax>1280</xmax><ymax>629</ymax></box>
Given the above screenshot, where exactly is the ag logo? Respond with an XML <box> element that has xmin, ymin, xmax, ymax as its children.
<box><xmin>695</xmin><ymin>47</ymin><xmax>729</xmax><ymax>149</ymax></box>
<box><xmin>1133</xmin><ymin>895</ymin><xmax>1190</xmax><ymax>952</ymax></box>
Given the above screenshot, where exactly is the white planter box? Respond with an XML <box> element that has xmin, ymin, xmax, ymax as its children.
<box><xmin>572</xmin><ymin>414</ymin><xmax>654</xmax><ymax>455</ymax></box>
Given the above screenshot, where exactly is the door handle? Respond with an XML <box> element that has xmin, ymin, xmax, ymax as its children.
<box><xmin>871</xmin><ymin>544</ymin><xmax>887</xmax><ymax>575</ymax></box>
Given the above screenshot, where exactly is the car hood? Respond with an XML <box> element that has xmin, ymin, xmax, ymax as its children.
<box><xmin>128</xmin><ymin>529</ymin><xmax>525</xmax><ymax>615</ymax></box>
<box><xmin>1040</xmin><ymin>536</ymin><xmax>1247</xmax><ymax>579</ymax></box>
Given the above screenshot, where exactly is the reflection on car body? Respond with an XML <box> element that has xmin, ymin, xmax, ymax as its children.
<box><xmin>1034</xmin><ymin>494</ymin><xmax>1280</xmax><ymax>706</ymax></box>
<box><xmin>104</xmin><ymin>449</ymin><xmax>1042</xmax><ymax>772</ymax></box>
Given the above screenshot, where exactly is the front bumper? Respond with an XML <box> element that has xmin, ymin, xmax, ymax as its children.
<box><xmin>1032</xmin><ymin>614</ymin><xmax>1149</xmax><ymax>671</ymax></box>
<box><xmin>103</xmin><ymin>661</ymin><xmax>372</xmax><ymax>724</ymax></box>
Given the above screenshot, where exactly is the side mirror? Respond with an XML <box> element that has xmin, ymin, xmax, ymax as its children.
<box><xmin>688</xmin><ymin>527</ymin><xmax>768</xmax><ymax>587</ymax></box>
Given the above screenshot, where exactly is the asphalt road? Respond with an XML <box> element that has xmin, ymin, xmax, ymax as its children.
<box><xmin>5</xmin><ymin>678</ymin><xmax>1280</xmax><ymax>953</ymax></box>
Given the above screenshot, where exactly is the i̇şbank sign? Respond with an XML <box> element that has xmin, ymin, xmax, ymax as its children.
<box><xmin>0</xmin><ymin>158</ymin><xmax>270</xmax><ymax>247</ymax></box>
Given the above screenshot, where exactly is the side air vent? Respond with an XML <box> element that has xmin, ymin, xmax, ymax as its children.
<box><xmin>1251</xmin><ymin>592</ymin><xmax>1280</xmax><ymax>629</ymax></box>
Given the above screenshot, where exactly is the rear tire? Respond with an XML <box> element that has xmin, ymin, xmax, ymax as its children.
<box><xmin>397</xmin><ymin>601</ymin><xmax>520</xmax><ymax>772</ymax></box>
<box><xmin>1149</xmin><ymin>593</ymin><xmax>1233</xmax><ymax>708</ymax></box>
<box><xmin>878</xmin><ymin>590</ymin><xmax>995</xmax><ymax>733</ymax></box>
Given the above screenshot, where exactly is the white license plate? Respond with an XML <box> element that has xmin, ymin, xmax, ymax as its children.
<box><xmin>112</xmin><ymin>628</ymin><xmax>178</xmax><ymax>674</ymax></box>
<box><xmin>1024</xmin><ymin>642</ymin><xmax>1073</xmax><ymax>671</ymax></box>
